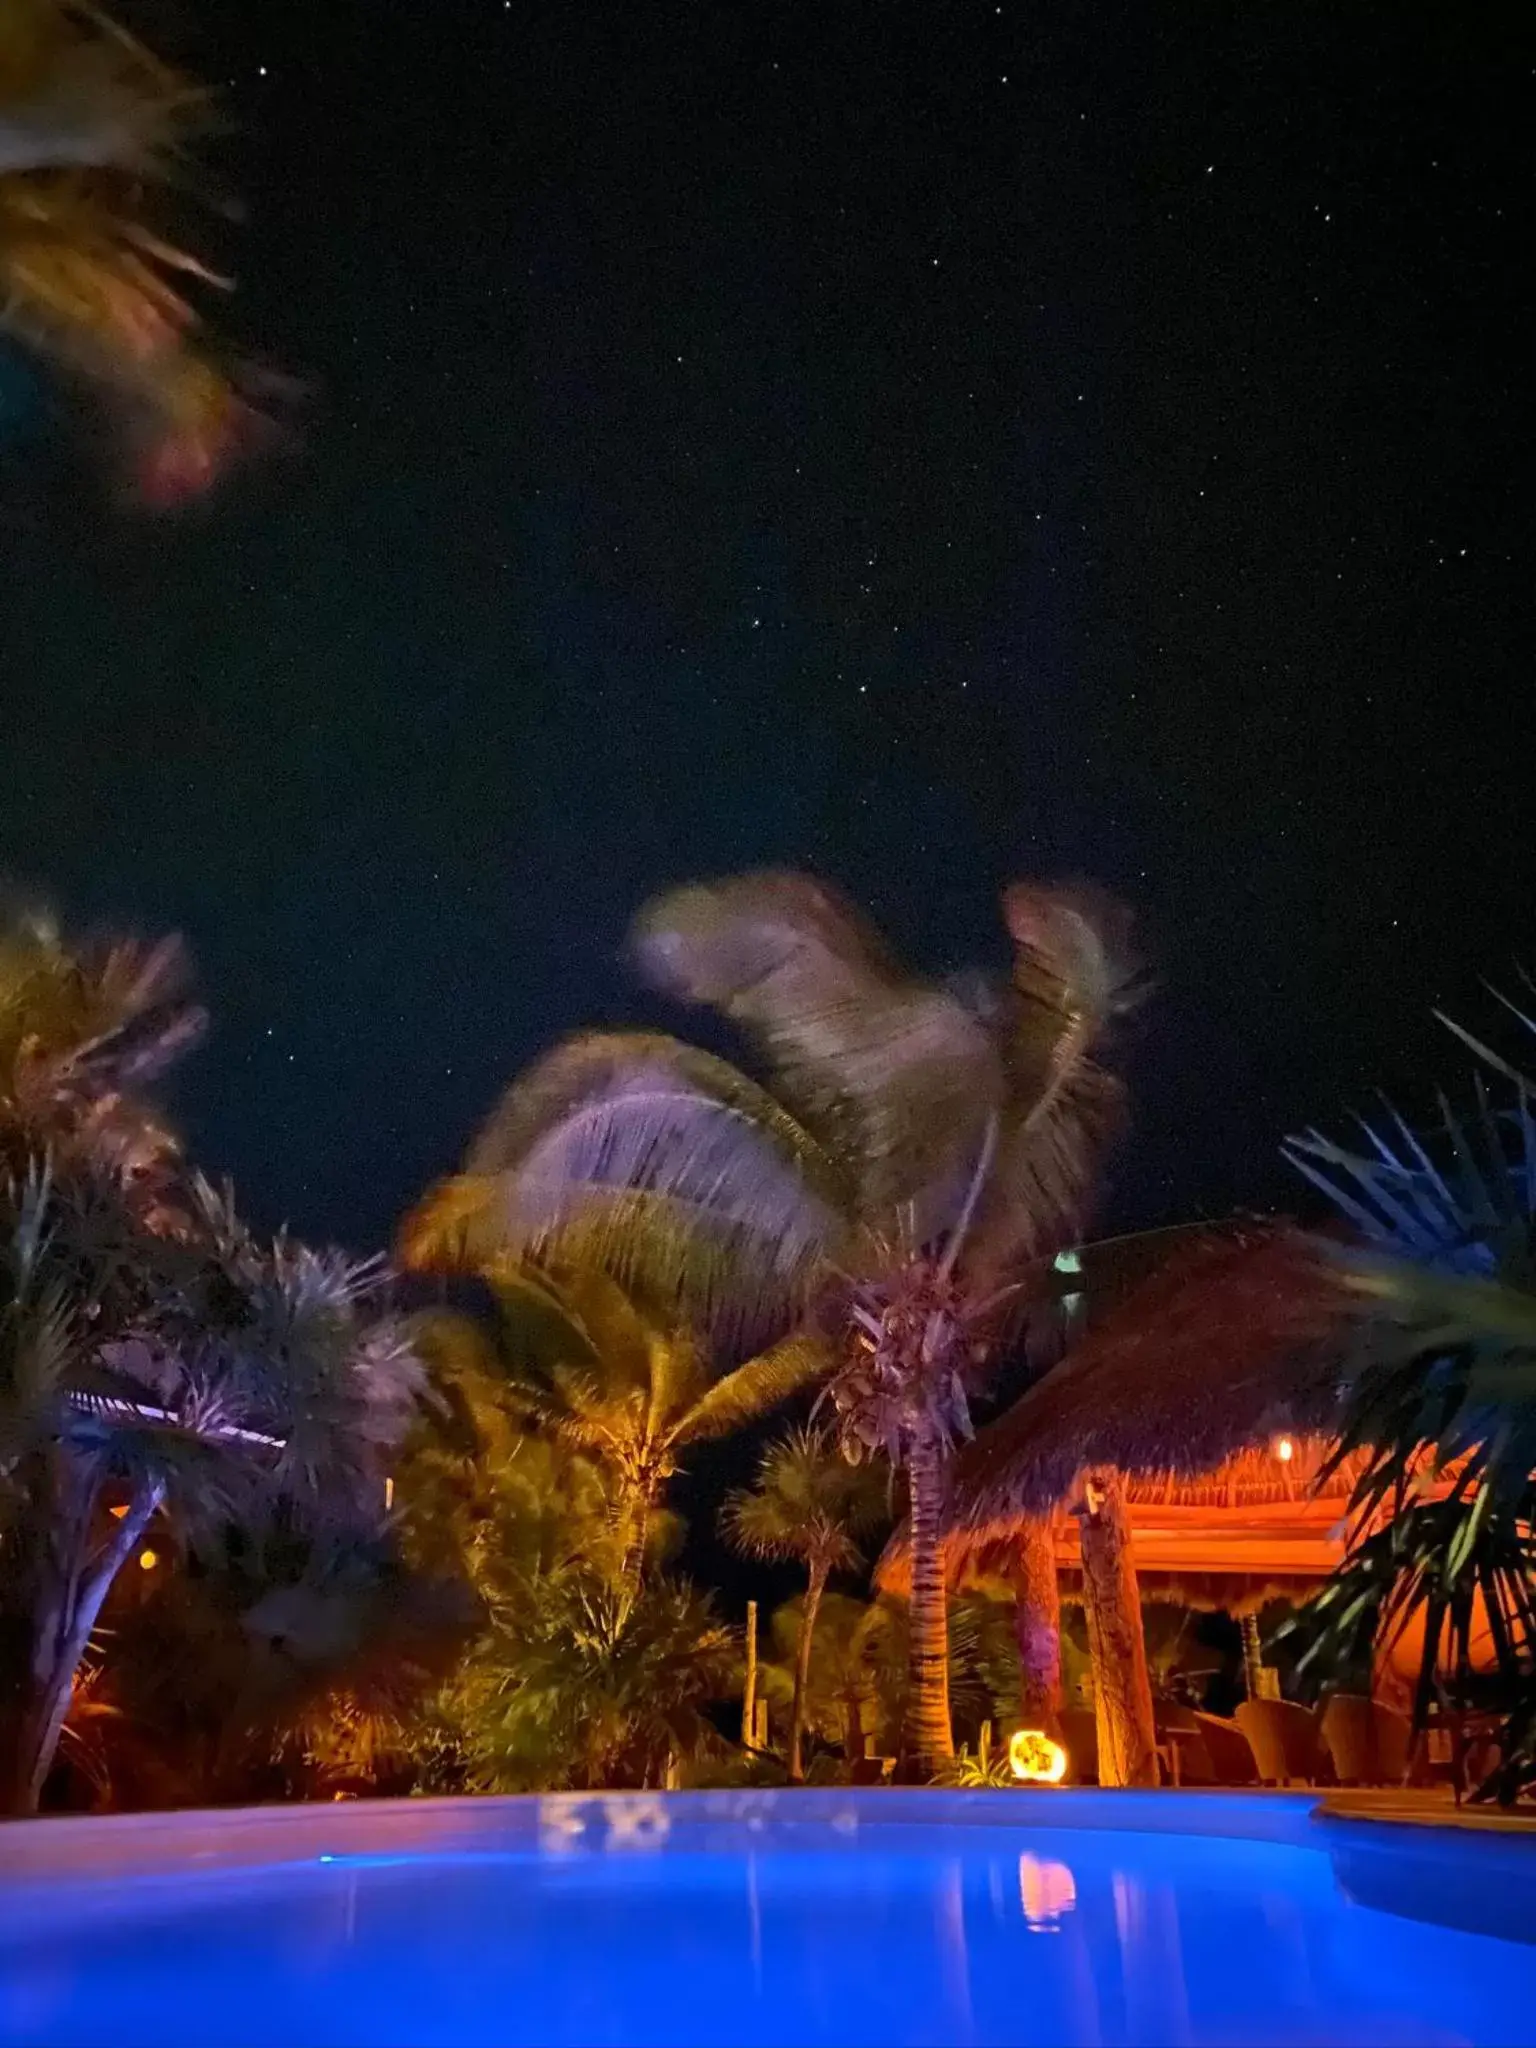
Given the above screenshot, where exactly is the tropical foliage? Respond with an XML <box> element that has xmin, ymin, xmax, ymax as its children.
<box><xmin>758</xmin><ymin>1588</ymin><xmax>1019</xmax><ymax>1775</ymax></box>
<box><xmin>396</xmin><ymin>1248</ymin><xmax>828</xmax><ymax>1587</ymax></box>
<box><xmin>0</xmin><ymin>894</ymin><xmax>428</xmax><ymax>1812</ymax></box>
<box><xmin>0</xmin><ymin>0</ymin><xmax>265</xmax><ymax>501</ymax></box>
<box><xmin>722</xmin><ymin>1426</ymin><xmax>887</xmax><ymax>1777</ymax></box>
<box><xmin>1281</xmin><ymin>995</ymin><xmax>1536</xmax><ymax>1801</ymax></box>
<box><xmin>407</xmin><ymin>871</ymin><xmax>1137</xmax><ymax>1775</ymax></box>
<box><xmin>27</xmin><ymin>860</ymin><xmax>1536</xmax><ymax>1814</ymax></box>
<box><xmin>426</xmin><ymin>1570</ymin><xmax>737</xmax><ymax>1793</ymax></box>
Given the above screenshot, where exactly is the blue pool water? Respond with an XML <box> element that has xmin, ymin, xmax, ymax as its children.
<box><xmin>2</xmin><ymin>1792</ymin><xmax>1533</xmax><ymax>2047</ymax></box>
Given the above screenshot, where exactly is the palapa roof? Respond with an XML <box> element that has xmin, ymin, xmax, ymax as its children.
<box><xmin>952</xmin><ymin>1221</ymin><xmax>1350</xmax><ymax>1536</ymax></box>
<box><xmin>876</xmin><ymin>1220</ymin><xmax>1356</xmax><ymax>1595</ymax></box>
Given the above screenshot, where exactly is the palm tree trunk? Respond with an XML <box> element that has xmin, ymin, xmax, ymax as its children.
<box><xmin>8</xmin><ymin>1482</ymin><xmax>164</xmax><ymax>1816</ymax></box>
<box><xmin>900</xmin><ymin>1428</ymin><xmax>955</xmax><ymax>1779</ymax></box>
<box><xmin>1012</xmin><ymin>1517</ymin><xmax>1063</xmax><ymax>1736</ymax></box>
<box><xmin>1077</xmin><ymin>1466</ymin><xmax>1158</xmax><ymax>1788</ymax></box>
<box><xmin>615</xmin><ymin>1474</ymin><xmax>657</xmax><ymax>1591</ymax></box>
<box><xmin>789</xmin><ymin>1560</ymin><xmax>829</xmax><ymax>1783</ymax></box>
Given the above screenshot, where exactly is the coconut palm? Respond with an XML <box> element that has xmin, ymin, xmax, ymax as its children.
<box><xmin>0</xmin><ymin>0</ymin><xmax>260</xmax><ymax>500</ymax></box>
<box><xmin>397</xmin><ymin>1237</ymin><xmax>828</xmax><ymax>1590</ymax></box>
<box><xmin>414</xmin><ymin>871</ymin><xmax>1136</xmax><ymax>1775</ymax></box>
<box><xmin>722</xmin><ymin>1425</ymin><xmax>887</xmax><ymax>1778</ymax></box>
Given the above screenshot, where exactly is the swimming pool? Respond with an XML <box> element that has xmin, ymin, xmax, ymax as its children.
<box><xmin>2</xmin><ymin>1790</ymin><xmax>1533</xmax><ymax>2046</ymax></box>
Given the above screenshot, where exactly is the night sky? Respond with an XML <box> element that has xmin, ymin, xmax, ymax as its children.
<box><xmin>2</xmin><ymin>1</ymin><xmax>1531</xmax><ymax>1258</ymax></box>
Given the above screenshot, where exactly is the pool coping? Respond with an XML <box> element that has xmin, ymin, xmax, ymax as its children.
<box><xmin>0</xmin><ymin>1786</ymin><xmax>1329</xmax><ymax>1887</ymax></box>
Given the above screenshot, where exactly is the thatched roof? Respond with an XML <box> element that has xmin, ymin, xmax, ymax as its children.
<box><xmin>875</xmin><ymin>1222</ymin><xmax>1355</xmax><ymax>1596</ymax></box>
<box><xmin>950</xmin><ymin>1222</ymin><xmax>1350</xmax><ymax>1538</ymax></box>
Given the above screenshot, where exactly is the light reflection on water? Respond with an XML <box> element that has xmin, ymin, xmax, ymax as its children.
<box><xmin>1</xmin><ymin>1813</ymin><xmax>1529</xmax><ymax>2048</ymax></box>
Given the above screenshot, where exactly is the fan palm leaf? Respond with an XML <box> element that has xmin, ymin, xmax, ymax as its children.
<box><xmin>1280</xmin><ymin>995</ymin><xmax>1536</xmax><ymax>1800</ymax></box>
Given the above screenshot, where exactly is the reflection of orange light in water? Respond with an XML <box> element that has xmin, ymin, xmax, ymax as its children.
<box><xmin>1008</xmin><ymin>1728</ymin><xmax>1068</xmax><ymax>1783</ymax></box>
<box><xmin>1019</xmin><ymin>1853</ymin><xmax>1076</xmax><ymax>1929</ymax></box>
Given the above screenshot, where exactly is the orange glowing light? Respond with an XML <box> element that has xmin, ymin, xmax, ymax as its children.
<box><xmin>1274</xmin><ymin>1435</ymin><xmax>1295</xmax><ymax>1463</ymax></box>
<box><xmin>138</xmin><ymin>1548</ymin><xmax>159</xmax><ymax>1571</ymax></box>
<box><xmin>1008</xmin><ymin>1728</ymin><xmax>1068</xmax><ymax>1784</ymax></box>
<box><xmin>1019</xmin><ymin>1853</ymin><xmax>1077</xmax><ymax>1927</ymax></box>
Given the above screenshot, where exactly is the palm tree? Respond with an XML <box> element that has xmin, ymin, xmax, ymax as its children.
<box><xmin>722</xmin><ymin>1425</ymin><xmax>887</xmax><ymax>1779</ymax></box>
<box><xmin>0</xmin><ymin>1168</ymin><xmax>425</xmax><ymax>1812</ymax></box>
<box><xmin>413</xmin><ymin>872</ymin><xmax>1135</xmax><ymax>1776</ymax></box>
<box><xmin>398</xmin><ymin>1236</ymin><xmax>829</xmax><ymax>1590</ymax></box>
<box><xmin>0</xmin><ymin>895</ymin><xmax>426</xmax><ymax>1810</ymax></box>
<box><xmin>0</xmin><ymin>0</ymin><xmax>260</xmax><ymax>500</ymax></box>
<box><xmin>1281</xmin><ymin>999</ymin><xmax>1536</xmax><ymax>1800</ymax></box>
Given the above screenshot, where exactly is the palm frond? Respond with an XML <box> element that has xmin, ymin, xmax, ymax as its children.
<box><xmin>721</xmin><ymin>1421</ymin><xmax>887</xmax><ymax>1566</ymax></box>
<box><xmin>0</xmin><ymin>1</ymin><xmax>261</xmax><ymax>494</ymax></box>
<box><xmin>966</xmin><ymin>881</ymin><xmax>1142</xmax><ymax>1275</ymax></box>
<box><xmin>632</xmin><ymin>871</ymin><xmax>1005</xmax><ymax>1224</ymax></box>
<box><xmin>680</xmin><ymin>1332</ymin><xmax>836</xmax><ymax>1446</ymax></box>
<box><xmin>463</xmin><ymin>1031</ymin><xmax>852</xmax><ymax>1344</ymax></box>
<box><xmin>397</xmin><ymin>1175</ymin><xmax>509</xmax><ymax>1274</ymax></box>
<box><xmin>0</xmin><ymin>0</ymin><xmax>208</xmax><ymax>179</ymax></box>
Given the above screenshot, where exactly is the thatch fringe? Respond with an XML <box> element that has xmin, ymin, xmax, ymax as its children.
<box><xmin>877</xmin><ymin>1223</ymin><xmax>1356</xmax><ymax>1591</ymax></box>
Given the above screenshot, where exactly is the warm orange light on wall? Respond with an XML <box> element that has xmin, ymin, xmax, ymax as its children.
<box><xmin>1008</xmin><ymin>1728</ymin><xmax>1068</xmax><ymax>1783</ymax></box>
<box><xmin>138</xmin><ymin>1548</ymin><xmax>159</xmax><ymax>1571</ymax></box>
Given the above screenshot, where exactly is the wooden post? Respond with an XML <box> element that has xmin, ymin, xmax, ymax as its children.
<box><xmin>742</xmin><ymin>1599</ymin><xmax>759</xmax><ymax>1747</ymax></box>
<box><xmin>1241</xmin><ymin>1613</ymin><xmax>1264</xmax><ymax>1698</ymax></box>
<box><xmin>1077</xmin><ymin>1466</ymin><xmax>1159</xmax><ymax>1787</ymax></box>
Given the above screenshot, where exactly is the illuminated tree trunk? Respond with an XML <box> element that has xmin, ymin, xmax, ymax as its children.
<box><xmin>1077</xmin><ymin>1467</ymin><xmax>1158</xmax><ymax>1788</ymax></box>
<box><xmin>5</xmin><ymin>1480</ymin><xmax>163</xmax><ymax>1815</ymax></box>
<box><xmin>741</xmin><ymin>1599</ymin><xmax>759</xmax><ymax>1747</ymax></box>
<box><xmin>1012</xmin><ymin>1516</ymin><xmax>1063</xmax><ymax>1736</ymax></box>
<box><xmin>789</xmin><ymin>1559</ymin><xmax>829</xmax><ymax>1783</ymax></box>
<box><xmin>614</xmin><ymin>1470</ymin><xmax>660</xmax><ymax>1590</ymax></box>
<box><xmin>899</xmin><ymin>1428</ymin><xmax>955</xmax><ymax>1779</ymax></box>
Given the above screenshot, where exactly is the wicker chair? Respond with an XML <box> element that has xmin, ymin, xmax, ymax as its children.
<box><xmin>1318</xmin><ymin>1693</ymin><xmax>1412</xmax><ymax>1785</ymax></box>
<box><xmin>1191</xmin><ymin>1710</ymin><xmax>1260</xmax><ymax>1785</ymax></box>
<box><xmin>1235</xmin><ymin>1698</ymin><xmax>1332</xmax><ymax>1786</ymax></box>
